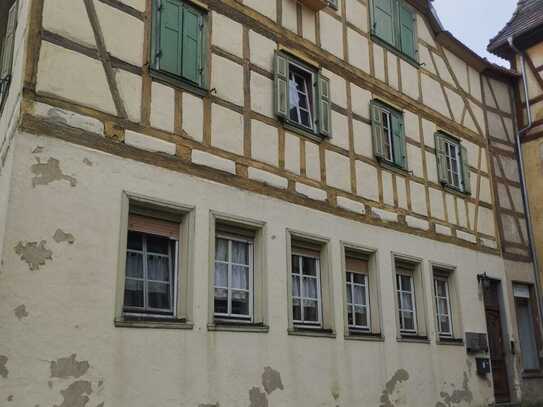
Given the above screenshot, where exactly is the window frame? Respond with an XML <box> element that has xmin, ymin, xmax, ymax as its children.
<box><xmin>513</xmin><ymin>283</ymin><xmax>542</xmax><ymax>373</ymax></box>
<box><xmin>150</xmin><ymin>0</ymin><xmax>208</xmax><ymax>94</ymax></box>
<box><xmin>346</xmin><ymin>270</ymin><xmax>370</xmax><ymax>331</ymax></box>
<box><xmin>213</xmin><ymin>232</ymin><xmax>255</xmax><ymax>322</ymax></box>
<box><xmin>0</xmin><ymin>0</ymin><xmax>18</xmax><ymax>114</ymax></box>
<box><xmin>435</xmin><ymin>132</ymin><xmax>471</xmax><ymax>195</ymax></box>
<box><xmin>433</xmin><ymin>275</ymin><xmax>453</xmax><ymax>338</ymax></box>
<box><xmin>286</xmin><ymin>58</ymin><xmax>318</xmax><ymax>134</ymax></box>
<box><xmin>371</xmin><ymin>100</ymin><xmax>408</xmax><ymax>170</ymax></box>
<box><xmin>443</xmin><ymin>138</ymin><xmax>463</xmax><ymax>190</ymax></box>
<box><xmin>396</xmin><ymin>272</ymin><xmax>417</xmax><ymax>334</ymax></box>
<box><xmin>291</xmin><ymin>252</ymin><xmax>323</xmax><ymax>327</ymax></box>
<box><xmin>116</xmin><ymin>192</ymin><xmax>195</xmax><ymax>327</ymax></box>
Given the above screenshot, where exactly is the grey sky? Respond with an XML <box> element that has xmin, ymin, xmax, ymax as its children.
<box><xmin>432</xmin><ymin>0</ymin><xmax>517</xmax><ymax>66</ymax></box>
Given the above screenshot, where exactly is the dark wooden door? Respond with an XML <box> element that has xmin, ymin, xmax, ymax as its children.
<box><xmin>484</xmin><ymin>280</ymin><xmax>510</xmax><ymax>403</ymax></box>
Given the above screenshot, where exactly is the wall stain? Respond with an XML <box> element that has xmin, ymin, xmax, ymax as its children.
<box><xmin>96</xmin><ymin>403</ymin><xmax>104</xmax><ymax>407</ymax></box>
<box><xmin>379</xmin><ymin>369</ymin><xmax>410</xmax><ymax>407</ymax></box>
<box><xmin>31</xmin><ymin>157</ymin><xmax>76</xmax><ymax>188</ymax></box>
<box><xmin>261</xmin><ymin>367</ymin><xmax>284</xmax><ymax>395</ymax></box>
<box><xmin>331</xmin><ymin>382</ymin><xmax>340</xmax><ymax>401</ymax></box>
<box><xmin>14</xmin><ymin>241</ymin><xmax>53</xmax><ymax>271</ymax></box>
<box><xmin>32</xmin><ymin>146</ymin><xmax>44</xmax><ymax>154</ymax></box>
<box><xmin>7</xmin><ymin>395</ymin><xmax>13</xmax><ymax>401</ymax></box>
<box><xmin>83</xmin><ymin>158</ymin><xmax>93</xmax><ymax>167</ymax></box>
<box><xmin>0</xmin><ymin>355</ymin><xmax>8</xmax><ymax>378</ymax></box>
<box><xmin>199</xmin><ymin>403</ymin><xmax>219</xmax><ymax>407</ymax></box>
<box><xmin>54</xmin><ymin>380</ymin><xmax>92</xmax><ymax>407</ymax></box>
<box><xmin>47</xmin><ymin>109</ymin><xmax>69</xmax><ymax>125</ymax></box>
<box><xmin>249</xmin><ymin>387</ymin><xmax>268</xmax><ymax>407</ymax></box>
<box><xmin>435</xmin><ymin>372</ymin><xmax>473</xmax><ymax>407</ymax></box>
<box><xmin>53</xmin><ymin>229</ymin><xmax>75</xmax><ymax>244</ymax></box>
<box><xmin>14</xmin><ymin>304</ymin><xmax>29</xmax><ymax>320</ymax></box>
<box><xmin>50</xmin><ymin>354</ymin><xmax>90</xmax><ymax>379</ymax></box>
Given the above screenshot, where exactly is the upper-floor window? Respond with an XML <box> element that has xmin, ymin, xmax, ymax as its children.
<box><xmin>151</xmin><ymin>0</ymin><xmax>206</xmax><ymax>88</ymax></box>
<box><xmin>371</xmin><ymin>100</ymin><xmax>407</xmax><ymax>170</ymax></box>
<box><xmin>371</xmin><ymin>0</ymin><xmax>417</xmax><ymax>62</ymax></box>
<box><xmin>435</xmin><ymin>132</ymin><xmax>471</xmax><ymax>194</ymax></box>
<box><xmin>274</xmin><ymin>52</ymin><xmax>331</xmax><ymax>138</ymax></box>
<box><xmin>0</xmin><ymin>0</ymin><xmax>18</xmax><ymax>111</ymax></box>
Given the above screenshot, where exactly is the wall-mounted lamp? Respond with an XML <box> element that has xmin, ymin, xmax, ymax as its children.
<box><xmin>477</xmin><ymin>272</ymin><xmax>491</xmax><ymax>289</ymax></box>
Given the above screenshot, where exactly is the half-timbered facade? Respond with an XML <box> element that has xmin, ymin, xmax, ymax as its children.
<box><xmin>0</xmin><ymin>0</ymin><xmax>541</xmax><ymax>405</ymax></box>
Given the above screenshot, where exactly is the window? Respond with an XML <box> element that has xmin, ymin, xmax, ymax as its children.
<box><xmin>274</xmin><ymin>52</ymin><xmax>331</xmax><ymax>138</ymax></box>
<box><xmin>288</xmin><ymin>232</ymin><xmax>334</xmax><ymax>334</ymax></box>
<box><xmin>371</xmin><ymin>100</ymin><xmax>407</xmax><ymax>169</ymax></box>
<box><xmin>434</xmin><ymin>276</ymin><xmax>453</xmax><ymax>337</ymax></box>
<box><xmin>151</xmin><ymin>0</ymin><xmax>206</xmax><ymax>88</ymax></box>
<box><xmin>371</xmin><ymin>0</ymin><xmax>417</xmax><ymax>61</ymax></box>
<box><xmin>435</xmin><ymin>132</ymin><xmax>471</xmax><ymax>194</ymax></box>
<box><xmin>214</xmin><ymin>233</ymin><xmax>254</xmax><ymax>322</ymax></box>
<box><xmin>124</xmin><ymin>214</ymin><xmax>180</xmax><ymax>317</ymax></box>
<box><xmin>346</xmin><ymin>258</ymin><xmax>370</xmax><ymax>331</ymax></box>
<box><xmin>396</xmin><ymin>273</ymin><xmax>416</xmax><ymax>333</ymax></box>
<box><xmin>514</xmin><ymin>284</ymin><xmax>541</xmax><ymax>371</ymax></box>
<box><xmin>328</xmin><ymin>0</ymin><xmax>338</xmax><ymax>9</ymax></box>
<box><xmin>394</xmin><ymin>258</ymin><xmax>427</xmax><ymax>339</ymax></box>
<box><xmin>0</xmin><ymin>0</ymin><xmax>17</xmax><ymax>111</ymax></box>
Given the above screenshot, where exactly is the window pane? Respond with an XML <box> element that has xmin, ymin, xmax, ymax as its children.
<box><xmin>231</xmin><ymin>241</ymin><xmax>249</xmax><ymax>265</ymax></box>
<box><xmin>147</xmin><ymin>254</ymin><xmax>170</xmax><ymax>282</ymax></box>
<box><xmin>146</xmin><ymin>235</ymin><xmax>170</xmax><ymax>255</ymax></box>
<box><xmin>126</xmin><ymin>251</ymin><xmax>144</xmax><ymax>278</ymax></box>
<box><xmin>215</xmin><ymin>238</ymin><xmax>229</xmax><ymax>262</ymax></box>
<box><xmin>402</xmin><ymin>311</ymin><xmax>415</xmax><ymax>331</ymax></box>
<box><xmin>303</xmin><ymin>277</ymin><xmax>318</xmax><ymax>299</ymax></box>
<box><xmin>232</xmin><ymin>265</ymin><xmax>249</xmax><ymax>290</ymax></box>
<box><xmin>348</xmin><ymin>308</ymin><xmax>353</xmax><ymax>326</ymax></box>
<box><xmin>353</xmin><ymin>273</ymin><xmax>366</xmax><ymax>285</ymax></box>
<box><xmin>346</xmin><ymin>283</ymin><xmax>352</xmax><ymax>304</ymax></box>
<box><xmin>302</xmin><ymin>257</ymin><xmax>317</xmax><ymax>276</ymax></box>
<box><xmin>231</xmin><ymin>290</ymin><xmax>250</xmax><ymax>316</ymax></box>
<box><xmin>517</xmin><ymin>301</ymin><xmax>540</xmax><ymax>370</ymax></box>
<box><xmin>439</xmin><ymin>315</ymin><xmax>451</xmax><ymax>334</ymax></box>
<box><xmin>292</xmin><ymin>275</ymin><xmax>300</xmax><ymax>297</ymax></box>
<box><xmin>127</xmin><ymin>231</ymin><xmax>143</xmax><ymax>250</ymax></box>
<box><xmin>400</xmin><ymin>275</ymin><xmax>411</xmax><ymax>291</ymax></box>
<box><xmin>214</xmin><ymin>262</ymin><xmax>228</xmax><ymax>288</ymax></box>
<box><xmin>292</xmin><ymin>255</ymin><xmax>300</xmax><ymax>275</ymax></box>
<box><xmin>401</xmin><ymin>292</ymin><xmax>413</xmax><ymax>311</ymax></box>
<box><xmin>438</xmin><ymin>298</ymin><xmax>449</xmax><ymax>315</ymax></box>
<box><xmin>124</xmin><ymin>279</ymin><xmax>144</xmax><ymax>308</ymax></box>
<box><xmin>299</xmin><ymin>110</ymin><xmax>310</xmax><ymax>127</ymax></box>
<box><xmin>303</xmin><ymin>300</ymin><xmax>319</xmax><ymax>322</ymax></box>
<box><xmin>214</xmin><ymin>288</ymin><xmax>228</xmax><ymax>314</ymax></box>
<box><xmin>354</xmin><ymin>306</ymin><xmax>368</xmax><ymax>327</ymax></box>
<box><xmin>147</xmin><ymin>282</ymin><xmax>171</xmax><ymax>310</ymax></box>
<box><xmin>293</xmin><ymin>298</ymin><xmax>301</xmax><ymax>321</ymax></box>
<box><xmin>353</xmin><ymin>285</ymin><xmax>366</xmax><ymax>306</ymax></box>
<box><xmin>436</xmin><ymin>279</ymin><xmax>447</xmax><ymax>297</ymax></box>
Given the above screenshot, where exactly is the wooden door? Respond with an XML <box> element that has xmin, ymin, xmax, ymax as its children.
<box><xmin>484</xmin><ymin>280</ymin><xmax>510</xmax><ymax>403</ymax></box>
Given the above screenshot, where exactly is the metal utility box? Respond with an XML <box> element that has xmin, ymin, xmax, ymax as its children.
<box><xmin>476</xmin><ymin>358</ymin><xmax>491</xmax><ymax>376</ymax></box>
<box><xmin>465</xmin><ymin>332</ymin><xmax>489</xmax><ymax>353</ymax></box>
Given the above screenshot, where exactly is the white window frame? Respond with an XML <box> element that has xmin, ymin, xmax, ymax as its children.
<box><xmin>213</xmin><ymin>233</ymin><xmax>254</xmax><ymax>322</ymax></box>
<box><xmin>124</xmin><ymin>231</ymin><xmax>179</xmax><ymax>317</ymax></box>
<box><xmin>380</xmin><ymin>108</ymin><xmax>394</xmax><ymax>163</ymax></box>
<box><xmin>287</xmin><ymin>59</ymin><xmax>317</xmax><ymax>132</ymax></box>
<box><xmin>397</xmin><ymin>272</ymin><xmax>417</xmax><ymax>334</ymax></box>
<box><xmin>444</xmin><ymin>138</ymin><xmax>462</xmax><ymax>189</ymax></box>
<box><xmin>346</xmin><ymin>271</ymin><xmax>370</xmax><ymax>331</ymax></box>
<box><xmin>434</xmin><ymin>276</ymin><xmax>453</xmax><ymax>337</ymax></box>
<box><xmin>292</xmin><ymin>252</ymin><xmax>322</xmax><ymax>327</ymax></box>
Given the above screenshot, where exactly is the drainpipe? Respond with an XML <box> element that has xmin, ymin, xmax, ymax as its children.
<box><xmin>507</xmin><ymin>36</ymin><xmax>543</xmax><ymax>319</ymax></box>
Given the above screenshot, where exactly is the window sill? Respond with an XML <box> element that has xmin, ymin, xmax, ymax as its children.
<box><xmin>115</xmin><ymin>318</ymin><xmax>194</xmax><ymax>330</ymax></box>
<box><xmin>370</xmin><ymin>33</ymin><xmax>420</xmax><ymax>69</ymax></box>
<box><xmin>283</xmin><ymin>122</ymin><xmax>326</xmax><ymax>144</ymax></box>
<box><xmin>345</xmin><ymin>331</ymin><xmax>384</xmax><ymax>342</ymax></box>
<box><xmin>437</xmin><ymin>337</ymin><xmax>465</xmax><ymax>346</ymax></box>
<box><xmin>522</xmin><ymin>370</ymin><xmax>543</xmax><ymax>379</ymax></box>
<box><xmin>150</xmin><ymin>69</ymin><xmax>208</xmax><ymax>98</ymax></box>
<box><xmin>208</xmin><ymin>322</ymin><xmax>269</xmax><ymax>334</ymax></box>
<box><xmin>442</xmin><ymin>184</ymin><xmax>471</xmax><ymax>199</ymax></box>
<box><xmin>288</xmin><ymin>327</ymin><xmax>336</xmax><ymax>338</ymax></box>
<box><xmin>378</xmin><ymin>159</ymin><xmax>410</xmax><ymax>177</ymax></box>
<box><xmin>397</xmin><ymin>334</ymin><xmax>430</xmax><ymax>344</ymax></box>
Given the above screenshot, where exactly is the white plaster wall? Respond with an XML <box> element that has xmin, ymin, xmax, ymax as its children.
<box><xmin>0</xmin><ymin>133</ymin><xmax>511</xmax><ymax>407</ymax></box>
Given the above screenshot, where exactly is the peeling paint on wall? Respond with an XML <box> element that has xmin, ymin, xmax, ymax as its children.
<box><xmin>249</xmin><ymin>387</ymin><xmax>268</xmax><ymax>407</ymax></box>
<box><xmin>379</xmin><ymin>369</ymin><xmax>410</xmax><ymax>407</ymax></box>
<box><xmin>0</xmin><ymin>355</ymin><xmax>8</xmax><ymax>378</ymax></box>
<box><xmin>14</xmin><ymin>241</ymin><xmax>53</xmax><ymax>271</ymax></box>
<box><xmin>14</xmin><ymin>304</ymin><xmax>29</xmax><ymax>320</ymax></box>
<box><xmin>436</xmin><ymin>372</ymin><xmax>473</xmax><ymax>407</ymax></box>
<box><xmin>7</xmin><ymin>395</ymin><xmax>13</xmax><ymax>402</ymax></box>
<box><xmin>54</xmin><ymin>380</ymin><xmax>92</xmax><ymax>407</ymax></box>
<box><xmin>262</xmin><ymin>367</ymin><xmax>283</xmax><ymax>395</ymax></box>
<box><xmin>83</xmin><ymin>158</ymin><xmax>93</xmax><ymax>166</ymax></box>
<box><xmin>53</xmin><ymin>229</ymin><xmax>75</xmax><ymax>244</ymax></box>
<box><xmin>31</xmin><ymin>157</ymin><xmax>76</xmax><ymax>187</ymax></box>
<box><xmin>50</xmin><ymin>354</ymin><xmax>90</xmax><ymax>379</ymax></box>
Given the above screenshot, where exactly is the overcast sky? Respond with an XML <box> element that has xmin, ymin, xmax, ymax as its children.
<box><xmin>432</xmin><ymin>0</ymin><xmax>517</xmax><ymax>66</ymax></box>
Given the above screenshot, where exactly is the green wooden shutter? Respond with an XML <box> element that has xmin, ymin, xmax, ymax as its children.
<box><xmin>373</xmin><ymin>0</ymin><xmax>395</xmax><ymax>45</ymax></box>
<box><xmin>0</xmin><ymin>1</ymin><xmax>17</xmax><ymax>100</ymax></box>
<box><xmin>181</xmin><ymin>3</ymin><xmax>202</xmax><ymax>85</ymax></box>
<box><xmin>274</xmin><ymin>52</ymin><xmax>289</xmax><ymax>120</ymax></box>
<box><xmin>317</xmin><ymin>73</ymin><xmax>331</xmax><ymax>137</ymax></box>
<box><xmin>371</xmin><ymin>101</ymin><xmax>385</xmax><ymax>159</ymax></box>
<box><xmin>460</xmin><ymin>145</ymin><xmax>471</xmax><ymax>195</ymax></box>
<box><xmin>158</xmin><ymin>0</ymin><xmax>184</xmax><ymax>76</ymax></box>
<box><xmin>398</xmin><ymin>1</ymin><xmax>416</xmax><ymax>60</ymax></box>
<box><xmin>435</xmin><ymin>133</ymin><xmax>449</xmax><ymax>185</ymax></box>
<box><xmin>391</xmin><ymin>112</ymin><xmax>407</xmax><ymax>169</ymax></box>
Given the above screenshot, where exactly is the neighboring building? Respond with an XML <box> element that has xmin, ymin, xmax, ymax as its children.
<box><xmin>0</xmin><ymin>0</ymin><xmax>541</xmax><ymax>406</ymax></box>
<box><xmin>489</xmin><ymin>0</ymin><xmax>543</xmax><ymax>402</ymax></box>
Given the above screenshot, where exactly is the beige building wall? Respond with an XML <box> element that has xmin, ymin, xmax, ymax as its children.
<box><xmin>0</xmin><ymin>0</ymin><xmax>539</xmax><ymax>405</ymax></box>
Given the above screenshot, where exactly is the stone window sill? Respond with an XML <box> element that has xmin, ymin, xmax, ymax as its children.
<box><xmin>345</xmin><ymin>331</ymin><xmax>384</xmax><ymax>342</ymax></box>
<box><xmin>397</xmin><ymin>334</ymin><xmax>430</xmax><ymax>344</ymax></box>
<box><xmin>207</xmin><ymin>322</ymin><xmax>270</xmax><ymax>334</ymax></box>
<box><xmin>115</xmin><ymin>318</ymin><xmax>194</xmax><ymax>330</ymax></box>
<box><xmin>437</xmin><ymin>337</ymin><xmax>465</xmax><ymax>346</ymax></box>
<box><xmin>288</xmin><ymin>327</ymin><xmax>336</xmax><ymax>338</ymax></box>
